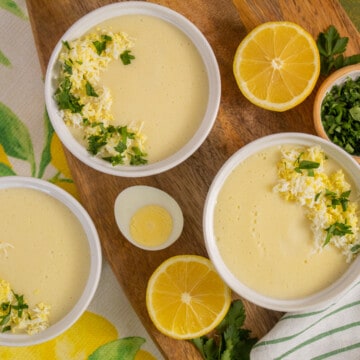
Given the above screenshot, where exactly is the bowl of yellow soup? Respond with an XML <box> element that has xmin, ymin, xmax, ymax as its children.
<box><xmin>45</xmin><ymin>1</ymin><xmax>220</xmax><ymax>177</ymax></box>
<box><xmin>0</xmin><ymin>177</ymin><xmax>101</xmax><ymax>346</ymax></box>
<box><xmin>204</xmin><ymin>132</ymin><xmax>360</xmax><ymax>312</ymax></box>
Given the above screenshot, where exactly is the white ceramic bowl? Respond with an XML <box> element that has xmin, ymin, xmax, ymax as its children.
<box><xmin>313</xmin><ymin>64</ymin><xmax>360</xmax><ymax>164</ymax></box>
<box><xmin>0</xmin><ymin>177</ymin><xmax>102</xmax><ymax>346</ymax></box>
<box><xmin>203</xmin><ymin>132</ymin><xmax>360</xmax><ymax>312</ymax></box>
<box><xmin>44</xmin><ymin>2</ymin><xmax>220</xmax><ymax>177</ymax></box>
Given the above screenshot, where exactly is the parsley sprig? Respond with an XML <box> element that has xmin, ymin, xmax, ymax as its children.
<box><xmin>324</xmin><ymin>221</ymin><xmax>353</xmax><ymax>247</ymax></box>
<box><xmin>294</xmin><ymin>153</ymin><xmax>320</xmax><ymax>177</ymax></box>
<box><xmin>325</xmin><ymin>189</ymin><xmax>351</xmax><ymax>211</ymax></box>
<box><xmin>191</xmin><ymin>300</ymin><xmax>257</xmax><ymax>360</ymax></box>
<box><xmin>55</xmin><ymin>77</ymin><xmax>83</xmax><ymax>113</ymax></box>
<box><xmin>87</xmin><ymin>123</ymin><xmax>147</xmax><ymax>166</ymax></box>
<box><xmin>317</xmin><ymin>25</ymin><xmax>360</xmax><ymax>76</ymax></box>
<box><xmin>0</xmin><ymin>291</ymin><xmax>29</xmax><ymax>333</ymax></box>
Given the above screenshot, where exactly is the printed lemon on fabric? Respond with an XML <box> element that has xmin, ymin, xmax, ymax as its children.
<box><xmin>233</xmin><ymin>21</ymin><xmax>320</xmax><ymax>111</ymax></box>
<box><xmin>0</xmin><ymin>144</ymin><xmax>11</xmax><ymax>168</ymax></box>
<box><xmin>50</xmin><ymin>133</ymin><xmax>79</xmax><ymax>199</ymax></box>
<box><xmin>0</xmin><ymin>312</ymin><xmax>116</xmax><ymax>359</ymax></box>
<box><xmin>0</xmin><ymin>311</ymin><xmax>155</xmax><ymax>359</ymax></box>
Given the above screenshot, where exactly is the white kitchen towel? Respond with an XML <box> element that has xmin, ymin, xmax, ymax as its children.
<box><xmin>251</xmin><ymin>280</ymin><xmax>360</xmax><ymax>360</ymax></box>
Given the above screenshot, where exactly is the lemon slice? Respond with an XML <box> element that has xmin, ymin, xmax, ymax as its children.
<box><xmin>233</xmin><ymin>21</ymin><xmax>320</xmax><ymax>111</ymax></box>
<box><xmin>146</xmin><ymin>255</ymin><xmax>231</xmax><ymax>339</ymax></box>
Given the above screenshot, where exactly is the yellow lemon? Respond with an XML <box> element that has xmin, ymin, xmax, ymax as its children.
<box><xmin>146</xmin><ymin>255</ymin><xmax>231</xmax><ymax>340</ymax></box>
<box><xmin>135</xmin><ymin>350</ymin><xmax>157</xmax><ymax>360</ymax></box>
<box><xmin>233</xmin><ymin>21</ymin><xmax>320</xmax><ymax>111</ymax></box>
<box><xmin>50</xmin><ymin>133</ymin><xmax>72</xmax><ymax>178</ymax></box>
<box><xmin>50</xmin><ymin>133</ymin><xmax>79</xmax><ymax>199</ymax></box>
<box><xmin>0</xmin><ymin>144</ymin><xmax>11</xmax><ymax>168</ymax></box>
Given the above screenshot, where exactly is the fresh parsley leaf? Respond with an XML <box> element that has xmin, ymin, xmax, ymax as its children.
<box><xmin>87</xmin><ymin>134</ymin><xmax>108</xmax><ymax>155</ymax></box>
<box><xmin>62</xmin><ymin>40</ymin><xmax>71</xmax><ymax>50</ymax></box>
<box><xmin>294</xmin><ymin>159</ymin><xmax>320</xmax><ymax>177</ymax></box>
<box><xmin>325</xmin><ymin>189</ymin><xmax>351</xmax><ymax>211</ymax></box>
<box><xmin>317</xmin><ymin>25</ymin><xmax>360</xmax><ymax>76</ymax></box>
<box><xmin>92</xmin><ymin>35</ymin><xmax>113</xmax><ymax>55</ymax></box>
<box><xmin>130</xmin><ymin>147</ymin><xmax>148</xmax><ymax>165</ymax></box>
<box><xmin>324</xmin><ymin>221</ymin><xmax>353</xmax><ymax>247</ymax></box>
<box><xmin>351</xmin><ymin>244</ymin><xmax>360</xmax><ymax>254</ymax></box>
<box><xmin>55</xmin><ymin>77</ymin><xmax>83</xmax><ymax>113</ymax></box>
<box><xmin>85</xmin><ymin>81</ymin><xmax>99</xmax><ymax>97</ymax></box>
<box><xmin>63</xmin><ymin>59</ymin><xmax>73</xmax><ymax>75</ymax></box>
<box><xmin>120</xmin><ymin>50</ymin><xmax>135</xmax><ymax>65</ymax></box>
<box><xmin>191</xmin><ymin>300</ymin><xmax>257</xmax><ymax>360</ymax></box>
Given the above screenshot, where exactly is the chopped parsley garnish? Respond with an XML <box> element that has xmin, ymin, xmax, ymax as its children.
<box><xmin>351</xmin><ymin>244</ymin><xmax>360</xmax><ymax>254</ymax></box>
<box><xmin>191</xmin><ymin>300</ymin><xmax>257</xmax><ymax>360</ymax></box>
<box><xmin>320</xmin><ymin>76</ymin><xmax>360</xmax><ymax>156</ymax></box>
<box><xmin>63</xmin><ymin>59</ymin><xmax>73</xmax><ymax>74</ymax></box>
<box><xmin>0</xmin><ymin>291</ymin><xmax>29</xmax><ymax>333</ymax></box>
<box><xmin>325</xmin><ymin>189</ymin><xmax>351</xmax><ymax>211</ymax></box>
<box><xmin>92</xmin><ymin>34</ymin><xmax>113</xmax><ymax>55</ymax></box>
<box><xmin>317</xmin><ymin>25</ymin><xmax>360</xmax><ymax>76</ymax></box>
<box><xmin>120</xmin><ymin>50</ymin><xmax>135</xmax><ymax>65</ymax></box>
<box><xmin>55</xmin><ymin>31</ymin><xmax>147</xmax><ymax>166</ymax></box>
<box><xmin>62</xmin><ymin>40</ymin><xmax>71</xmax><ymax>50</ymax></box>
<box><xmin>294</xmin><ymin>153</ymin><xmax>320</xmax><ymax>176</ymax></box>
<box><xmin>87</xmin><ymin>124</ymin><xmax>147</xmax><ymax>166</ymax></box>
<box><xmin>85</xmin><ymin>81</ymin><xmax>99</xmax><ymax>97</ymax></box>
<box><xmin>324</xmin><ymin>221</ymin><xmax>353</xmax><ymax>247</ymax></box>
<box><xmin>55</xmin><ymin>77</ymin><xmax>83</xmax><ymax>113</ymax></box>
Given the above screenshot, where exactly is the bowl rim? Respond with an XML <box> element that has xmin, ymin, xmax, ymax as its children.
<box><xmin>113</xmin><ymin>185</ymin><xmax>184</xmax><ymax>251</ymax></box>
<box><xmin>0</xmin><ymin>176</ymin><xmax>102</xmax><ymax>346</ymax></box>
<box><xmin>44</xmin><ymin>1</ymin><xmax>221</xmax><ymax>177</ymax></box>
<box><xmin>203</xmin><ymin>132</ymin><xmax>360</xmax><ymax>312</ymax></box>
<box><xmin>313</xmin><ymin>64</ymin><xmax>360</xmax><ymax>163</ymax></box>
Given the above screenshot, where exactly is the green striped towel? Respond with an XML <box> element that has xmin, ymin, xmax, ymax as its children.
<box><xmin>250</xmin><ymin>280</ymin><xmax>360</xmax><ymax>359</ymax></box>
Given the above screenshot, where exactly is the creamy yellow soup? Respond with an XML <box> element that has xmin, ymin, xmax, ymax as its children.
<box><xmin>214</xmin><ymin>146</ymin><xmax>350</xmax><ymax>299</ymax></box>
<box><xmin>97</xmin><ymin>15</ymin><xmax>209</xmax><ymax>163</ymax></box>
<box><xmin>0</xmin><ymin>188</ymin><xmax>90</xmax><ymax>324</ymax></box>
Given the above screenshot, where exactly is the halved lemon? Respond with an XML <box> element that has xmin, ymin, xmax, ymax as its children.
<box><xmin>233</xmin><ymin>21</ymin><xmax>320</xmax><ymax>111</ymax></box>
<box><xmin>146</xmin><ymin>255</ymin><xmax>231</xmax><ymax>340</ymax></box>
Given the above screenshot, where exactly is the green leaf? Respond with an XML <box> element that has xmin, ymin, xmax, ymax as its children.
<box><xmin>0</xmin><ymin>162</ymin><xmax>16</xmax><ymax>176</ymax></box>
<box><xmin>0</xmin><ymin>0</ymin><xmax>27</xmax><ymax>19</ymax></box>
<box><xmin>0</xmin><ymin>49</ymin><xmax>10</xmax><ymax>67</ymax></box>
<box><xmin>120</xmin><ymin>50</ymin><xmax>135</xmax><ymax>65</ymax></box>
<box><xmin>0</xmin><ymin>102</ymin><xmax>36</xmax><ymax>176</ymax></box>
<box><xmin>38</xmin><ymin>108</ymin><xmax>54</xmax><ymax>178</ymax></box>
<box><xmin>85</xmin><ymin>81</ymin><xmax>99</xmax><ymax>97</ymax></box>
<box><xmin>88</xmin><ymin>337</ymin><xmax>145</xmax><ymax>360</ymax></box>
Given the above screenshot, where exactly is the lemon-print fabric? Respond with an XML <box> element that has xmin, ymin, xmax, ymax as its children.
<box><xmin>0</xmin><ymin>1</ymin><xmax>161</xmax><ymax>358</ymax></box>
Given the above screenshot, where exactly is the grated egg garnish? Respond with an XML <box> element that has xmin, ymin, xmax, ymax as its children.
<box><xmin>273</xmin><ymin>145</ymin><xmax>360</xmax><ymax>262</ymax></box>
<box><xmin>0</xmin><ymin>279</ymin><xmax>51</xmax><ymax>335</ymax></box>
<box><xmin>55</xmin><ymin>28</ymin><xmax>147</xmax><ymax>166</ymax></box>
<box><xmin>0</xmin><ymin>242</ymin><xmax>14</xmax><ymax>258</ymax></box>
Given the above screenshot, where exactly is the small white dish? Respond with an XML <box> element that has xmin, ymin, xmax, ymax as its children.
<box><xmin>114</xmin><ymin>185</ymin><xmax>183</xmax><ymax>251</ymax></box>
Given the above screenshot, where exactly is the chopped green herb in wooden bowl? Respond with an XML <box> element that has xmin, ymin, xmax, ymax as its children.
<box><xmin>314</xmin><ymin>64</ymin><xmax>360</xmax><ymax>164</ymax></box>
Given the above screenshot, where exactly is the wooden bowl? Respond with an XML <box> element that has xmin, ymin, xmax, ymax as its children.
<box><xmin>313</xmin><ymin>64</ymin><xmax>360</xmax><ymax>164</ymax></box>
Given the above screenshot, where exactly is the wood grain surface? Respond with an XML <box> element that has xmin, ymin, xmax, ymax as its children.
<box><xmin>25</xmin><ymin>0</ymin><xmax>360</xmax><ymax>358</ymax></box>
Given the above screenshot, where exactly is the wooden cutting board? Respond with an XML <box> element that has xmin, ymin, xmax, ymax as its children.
<box><xmin>26</xmin><ymin>0</ymin><xmax>360</xmax><ymax>358</ymax></box>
